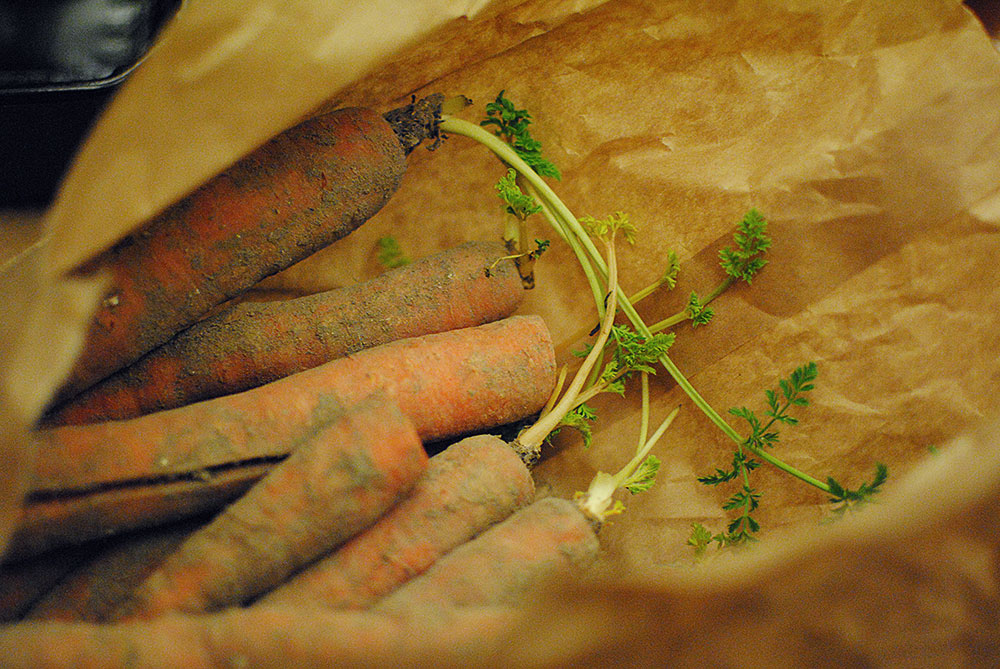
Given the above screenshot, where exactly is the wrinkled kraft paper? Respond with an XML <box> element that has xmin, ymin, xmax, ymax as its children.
<box><xmin>2</xmin><ymin>0</ymin><xmax>999</xmax><ymax>664</ymax></box>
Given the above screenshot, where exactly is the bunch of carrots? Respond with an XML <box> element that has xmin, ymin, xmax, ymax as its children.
<box><xmin>1</xmin><ymin>80</ymin><xmax>891</xmax><ymax>662</ymax></box>
<box><xmin>0</xmin><ymin>95</ymin><xmax>611</xmax><ymax>663</ymax></box>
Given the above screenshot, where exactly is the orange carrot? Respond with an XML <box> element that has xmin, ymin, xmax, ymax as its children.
<box><xmin>0</xmin><ymin>605</ymin><xmax>518</xmax><ymax>668</ymax></box>
<box><xmin>50</xmin><ymin>97</ymin><xmax>440</xmax><ymax>406</ymax></box>
<box><xmin>260</xmin><ymin>433</ymin><xmax>534</xmax><ymax>610</ymax></box>
<box><xmin>29</xmin><ymin>315</ymin><xmax>553</xmax><ymax>495</ymax></box>
<box><xmin>113</xmin><ymin>395</ymin><xmax>427</xmax><ymax>619</ymax></box>
<box><xmin>372</xmin><ymin>496</ymin><xmax>599</xmax><ymax>614</ymax></box>
<box><xmin>7</xmin><ymin>462</ymin><xmax>269</xmax><ymax>563</ymax></box>
<box><xmin>12</xmin><ymin>316</ymin><xmax>554</xmax><ymax>560</ymax></box>
<box><xmin>45</xmin><ymin>241</ymin><xmax>523</xmax><ymax>426</ymax></box>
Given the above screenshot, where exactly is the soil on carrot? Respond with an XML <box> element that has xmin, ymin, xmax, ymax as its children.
<box><xmin>46</xmin><ymin>242</ymin><xmax>523</xmax><ymax>426</ymax></box>
<box><xmin>54</xmin><ymin>106</ymin><xmax>407</xmax><ymax>406</ymax></box>
<box><xmin>383</xmin><ymin>94</ymin><xmax>448</xmax><ymax>155</ymax></box>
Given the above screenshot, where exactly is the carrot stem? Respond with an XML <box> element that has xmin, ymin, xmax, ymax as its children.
<box><xmin>512</xmin><ymin>238</ymin><xmax>618</xmax><ymax>464</ymax></box>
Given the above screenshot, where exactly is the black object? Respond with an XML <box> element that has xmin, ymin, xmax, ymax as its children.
<box><xmin>1</xmin><ymin>1</ymin><xmax>181</xmax><ymax>207</ymax></box>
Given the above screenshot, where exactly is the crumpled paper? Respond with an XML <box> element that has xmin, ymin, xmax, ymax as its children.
<box><xmin>275</xmin><ymin>0</ymin><xmax>1000</xmax><ymax>578</ymax></box>
<box><xmin>3</xmin><ymin>0</ymin><xmax>1000</xmax><ymax>662</ymax></box>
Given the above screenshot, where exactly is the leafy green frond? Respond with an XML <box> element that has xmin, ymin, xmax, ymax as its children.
<box><xmin>555</xmin><ymin>403</ymin><xmax>598</xmax><ymax>448</ymax></box>
<box><xmin>610</xmin><ymin>325</ymin><xmax>675</xmax><ymax>375</ymax></box>
<box><xmin>686</xmin><ymin>292</ymin><xmax>714</xmax><ymax>327</ymax></box>
<box><xmin>697</xmin><ymin>451</ymin><xmax>759</xmax><ymax>486</ymax></box>
<box><xmin>599</xmin><ymin>360</ymin><xmax>621</xmax><ymax>384</ymax></box>
<box><xmin>691</xmin><ymin>515</ymin><xmax>760</xmax><ymax>552</ymax></box>
<box><xmin>495</xmin><ymin>168</ymin><xmax>542</xmax><ymax>219</ymax></box>
<box><xmin>604</xmin><ymin>377</ymin><xmax>627</xmax><ymax>396</ymax></box>
<box><xmin>376</xmin><ymin>236</ymin><xmax>411</xmax><ymax>269</ymax></box>
<box><xmin>623</xmin><ymin>455</ymin><xmax>660</xmax><ymax>494</ymax></box>
<box><xmin>481</xmin><ymin>91</ymin><xmax>561</xmax><ymax>179</ymax></box>
<box><xmin>828</xmin><ymin>462</ymin><xmax>889</xmax><ymax>515</ymax></box>
<box><xmin>733</xmin><ymin>362</ymin><xmax>818</xmax><ymax>451</ymax></box>
<box><xmin>580</xmin><ymin>212</ymin><xmax>638</xmax><ymax>244</ymax></box>
<box><xmin>597</xmin><ymin>361</ymin><xmax>628</xmax><ymax>396</ymax></box>
<box><xmin>728</xmin><ymin>405</ymin><xmax>762</xmax><ymax>435</ymax></box>
<box><xmin>687</xmin><ymin>522</ymin><xmax>716</xmax><ymax>555</ymax></box>
<box><xmin>698</xmin><ymin>363</ymin><xmax>823</xmax><ymax>547</ymax></box>
<box><xmin>725</xmin><ymin>514</ymin><xmax>760</xmax><ymax>541</ymax></box>
<box><xmin>698</xmin><ymin>467</ymin><xmax>739</xmax><ymax>486</ymax></box>
<box><xmin>722</xmin><ymin>485</ymin><xmax>760</xmax><ymax>513</ymax></box>
<box><xmin>662</xmin><ymin>250</ymin><xmax>680</xmax><ymax>290</ymax></box>
<box><xmin>719</xmin><ymin>208</ymin><xmax>771</xmax><ymax>284</ymax></box>
<box><xmin>531</xmin><ymin>238</ymin><xmax>551</xmax><ymax>259</ymax></box>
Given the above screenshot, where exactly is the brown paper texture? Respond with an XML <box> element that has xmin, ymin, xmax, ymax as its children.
<box><xmin>0</xmin><ymin>245</ymin><xmax>101</xmax><ymax>556</ymax></box>
<box><xmin>3</xmin><ymin>0</ymin><xmax>1000</xmax><ymax>662</ymax></box>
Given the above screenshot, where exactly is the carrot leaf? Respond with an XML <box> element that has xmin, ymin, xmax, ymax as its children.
<box><xmin>719</xmin><ymin>208</ymin><xmax>770</xmax><ymax>284</ymax></box>
<box><xmin>827</xmin><ymin>462</ymin><xmax>889</xmax><ymax>516</ymax></box>
<box><xmin>496</xmin><ymin>168</ymin><xmax>542</xmax><ymax>218</ymax></box>
<box><xmin>622</xmin><ymin>455</ymin><xmax>660</xmax><ymax>494</ymax></box>
<box><xmin>609</xmin><ymin>325</ymin><xmax>675</xmax><ymax>375</ymax></box>
<box><xmin>690</xmin><ymin>362</ymin><xmax>888</xmax><ymax>550</ymax></box>
<box><xmin>376</xmin><ymin>236</ymin><xmax>411</xmax><ymax>269</ymax></box>
<box><xmin>553</xmin><ymin>403</ymin><xmax>598</xmax><ymax>448</ymax></box>
<box><xmin>481</xmin><ymin>91</ymin><xmax>561</xmax><ymax>180</ymax></box>
<box><xmin>441</xmin><ymin>95</ymin><xmax>887</xmax><ymax>543</ymax></box>
<box><xmin>686</xmin><ymin>292</ymin><xmax>714</xmax><ymax>327</ymax></box>
<box><xmin>580</xmin><ymin>212</ymin><xmax>637</xmax><ymax>244</ymax></box>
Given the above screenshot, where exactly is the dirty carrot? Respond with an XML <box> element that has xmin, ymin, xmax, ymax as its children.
<box><xmin>46</xmin><ymin>240</ymin><xmax>524</xmax><ymax>426</ymax></box>
<box><xmin>28</xmin><ymin>315</ymin><xmax>554</xmax><ymax>494</ymax></box>
<box><xmin>0</xmin><ymin>543</ymin><xmax>97</xmax><ymax>623</ymax></box>
<box><xmin>114</xmin><ymin>396</ymin><xmax>427</xmax><ymax>619</ymax></box>
<box><xmin>50</xmin><ymin>95</ymin><xmax>448</xmax><ymax>406</ymax></box>
<box><xmin>13</xmin><ymin>315</ymin><xmax>555</xmax><ymax>559</ymax></box>
<box><xmin>260</xmin><ymin>433</ymin><xmax>534</xmax><ymax>610</ymax></box>
<box><xmin>373</xmin><ymin>496</ymin><xmax>599</xmax><ymax>614</ymax></box>
<box><xmin>7</xmin><ymin>461</ymin><xmax>269</xmax><ymax>563</ymax></box>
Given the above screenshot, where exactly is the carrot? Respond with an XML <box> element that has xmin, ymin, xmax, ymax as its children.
<box><xmin>25</xmin><ymin>520</ymin><xmax>199</xmax><ymax>623</ymax></box>
<box><xmin>50</xmin><ymin>96</ymin><xmax>448</xmax><ymax>407</ymax></box>
<box><xmin>0</xmin><ymin>605</ymin><xmax>518</xmax><ymax>668</ymax></box>
<box><xmin>45</xmin><ymin>241</ymin><xmax>523</xmax><ymax>426</ymax></box>
<box><xmin>11</xmin><ymin>315</ymin><xmax>554</xmax><ymax>560</ymax></box>
<box><xmin>260</xmin><ymin>433</ymin><xmax>534</xmax><ymax>610</ymax></box>
<box><xmin>113</xmin><ymin>395</ymin><xmax>427</xmax><ymax>619</ymax></box>
<box><xmin>7</xmin><ymin>462</ymin><xmax>269</xmax><ymax>563</ymax></box>
<box><xmin>372</xmin><ymin>496</ymin><xmax>599</xmax><ymax>614</ymax></box>
<box><xmin>29</xmin><ymin>315</ymin><xmax>553</xmax><ymax>495</ymax></box>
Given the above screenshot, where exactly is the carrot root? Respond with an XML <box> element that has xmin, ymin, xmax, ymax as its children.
<box><xmin>29</xmin><ymin>315</ymin><xmax>554</xmax><ymax>495</ymax></box>
<box><xmin>55</xmin><ymin>105</ymin><xmax>407</xmax><ymax>405</ymax></box>
<box><xmin>25</xmin><ymin>520</ymin><xmax>200</xmax><ymax>623</ymax></box>
<box><xmin>0</xmin><ymin>604</ymin><xmax>518</xmax><ymax>668</ymax></box>
<box><xmin>6</xmin><ymin>463</ymin><xmax>269</xmax><ymax>563</ymax></box>
<box><xmin>114</xmin><ymin>396</ymin><xmax>427</xmax><ymax>619</ymax></box>
<box><xmin>373</xmin><ymin>496</ymin><xmax>599</xmax><ymax>614</ymax></box>
<box><xmin>12</xmin><ymin>315</ymin><xmax>554</xmax><ymax>559</ymax></box>
<box><xmin>261</xmin><ymin>433</ymin><xmax>534</xmax><ymax>610</ymax></box>
<box><xmin>47</xmin><ymin>241</ymin><xmax>524</xmax><ymax>426</ymax></box>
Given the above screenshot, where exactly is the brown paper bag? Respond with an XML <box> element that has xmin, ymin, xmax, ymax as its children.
<box><xmin>2</xmin><ymin>0</ymin><xmax>999</xmax><ymax>663</ymax></box>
